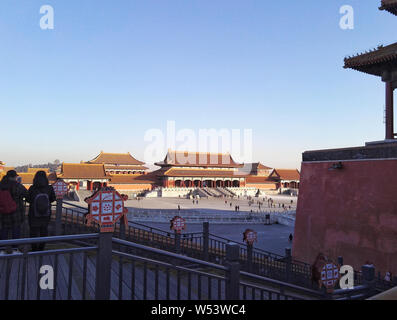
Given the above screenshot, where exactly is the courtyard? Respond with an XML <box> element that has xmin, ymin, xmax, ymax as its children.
<box><xmin>125</xmin><ymin>194</ymin><xmax>298</xmax><ymax>213</ymax></box>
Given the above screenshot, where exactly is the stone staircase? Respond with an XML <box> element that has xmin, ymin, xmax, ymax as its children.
<box><xmin>202</xmin><ymin>187</ymin><xmax>222</xmax><ymax>197</ymax></box>
<box><xmin>217</xmin><ymin>187</ymin><xmax>235</xmax><ymax>197</ymax></box>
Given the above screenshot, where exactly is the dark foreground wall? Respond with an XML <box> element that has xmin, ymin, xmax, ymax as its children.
<box><xmin>293</xmin><ymin>144</ymin><xmax>397</xmax><ymax>275</ymax></box>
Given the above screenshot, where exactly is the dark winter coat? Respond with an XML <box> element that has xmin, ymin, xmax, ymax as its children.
<box><xmin>0</xmin><ymin>178</ymin><xmax>28</xmax><ymax>229</ymax></box>
<box><xmin>27</xmin><ymin>184</ymin><xmax>56</xmax><ymax>227</ymax></box>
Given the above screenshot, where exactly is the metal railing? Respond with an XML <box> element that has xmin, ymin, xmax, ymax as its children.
<box><xmin>45</xmin><ymin>201</ymin><xmax>396</xmax><ymax>295</ymax></box>
<box><xmin>206</xmin><ymin>232</ymin><xmax>313</xmax><ymax>288</ymax></box>
<box><xmin>0</xmin><ymin>234</ymin><xmax>99</xmax><ymax>300</ymax></box>
<box><xmin>0</xmin><ymin>232</ymin><xmax>316</xmax><ymax>300</ymax></box>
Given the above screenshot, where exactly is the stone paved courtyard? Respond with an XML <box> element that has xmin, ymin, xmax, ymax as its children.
<box><xmin>125</xmin><ymin>194</ymin><xmax>298</xmax><ymax>214</ymax></box>
<box><xmin>124</xmin><ymin>195</ymin><xmax>297</xmax><ymax>256</ymax></box>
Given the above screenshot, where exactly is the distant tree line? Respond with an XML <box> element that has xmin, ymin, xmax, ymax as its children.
<box><xmin>15</xmin><ymin>160</ymin><xmax>61</xmax><ymax>173</ymax></box>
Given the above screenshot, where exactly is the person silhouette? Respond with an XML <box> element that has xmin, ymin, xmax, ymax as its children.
<box><xmin>0</xmin><ymin>170</ymin><xmax>28</xmax><ymax>254</ymax></box>
<box><xmin>27</xmin><ymin>171</ymin><xmax>56</xmax><ymax>251</ymax></box>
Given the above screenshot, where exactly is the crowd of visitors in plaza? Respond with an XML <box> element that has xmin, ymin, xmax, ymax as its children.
<box><xmin>0</xmin><ymin>170</ymin><xmax>56</xmax><ymax>255</ymax></box>
<box><xmin>174</xmin><ymin>193</ymin><xmax>296</xmax><ymax>214</ymax></box>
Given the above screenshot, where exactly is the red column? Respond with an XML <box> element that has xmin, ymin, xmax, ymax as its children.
<box><xmin>386</xmin><ymin>82</ymin><xmax>394</xmax><ymax>140</ymax></box>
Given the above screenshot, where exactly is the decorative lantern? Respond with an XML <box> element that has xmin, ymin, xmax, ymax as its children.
<box><xmin>320</xmin><ymin>261</ymin><xmax>340</xmax><ymax>292</ymax></box>
<box><xmin>243</xmin><ymin>229</ymin><xmax>258</xmax><ymax>245</ymax></box>
<box><xmin>85</xmin><ymin>187</ymin><xmax>128</xmax><ymax>232</ymax></box>
<box><xmin>52</xmin><ymin>179</ymin><xmax>68</xmax><ymax>200</ymax></box>
<box><xmin>170</xmin><ymin>216</ymin><xmax>186</xmax><ymax>234</ymax></box>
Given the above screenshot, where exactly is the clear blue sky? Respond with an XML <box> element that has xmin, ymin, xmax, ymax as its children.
<box><xmin>0</xmin><ymin>0</ymin><xmax>396</xmax><ymax>168</ymax></box>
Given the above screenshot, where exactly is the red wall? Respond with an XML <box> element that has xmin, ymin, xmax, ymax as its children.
<box><xmin>293</xmin><ymin>159</ymin><xmax>397</xmax><ymax>275</ymax></box>
<box><xmin>109</xmin><ymin>184</ymin><xmax>152</xmax><ymax>191</ymax></box>
<box><xmin>246</xmin><ymin>183</ymin><xmax>277</xmax><ymax>189</ymax></box>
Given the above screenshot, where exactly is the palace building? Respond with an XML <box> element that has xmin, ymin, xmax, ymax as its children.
<box><xmin>243</xmin><ymin>163</ymin><xmax>273</xmax><ymax>176</ymax></box>
<box><xmin>269</xmin><ymin>169</ymin><xmax>300</xmax><ymax>189</ymax></box>
<box><xmin>0</xmin><ymin>151</ymin><xmax>300</xmax><ymax>196</ymax></box>
<box><xmin>242</xmin><ymin>163</ymin><xmax>278</xmax><ymax>190</ymax></box>
<box><xmin>86</xmin><ymin>152</ymin><xmax>148</xmax><ymax>175</ymax></box>
<box><xmin>0</xmin><ymin>164</ymin><xmax>56</xmax><ymax>188</ymax></box>
<box><xmin>152</xmin><ymin>150</ymin><xmax>299</xmax><ymax>192</ymax></box>
<box><xmin>59</xmin><ymin>163</ymin><xmax>109</xmax><ymax>191</ymax></box>
<box><xmin>58</xmin><ymin>152</ymin><xmax>152</xmax><ymax>193</ymax></box>
<box><xmin>0</xmin><ymin>162</ymin><xmax>57</xmax><ymax>188</ymax></box>
<box><xmin>239</xmin><ymin>165</ymin><xmax>300</xmax><ymax>191</ymax></box>
<box><xmin>154</xmin><ymin>150</ymin><xmax>246</xmax><ymax>188</ymax></box>
<box><xmin>107</xmin><ymin>174</ymin><xmax>156</xmax><ymax>192</ymax></box>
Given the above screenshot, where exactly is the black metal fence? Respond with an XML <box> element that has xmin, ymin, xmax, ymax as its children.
<box><xmin>0</xmin><ymin>232</ymin><xmax>318</xmax><ymax>300</ymax></box>
<box><xmin>0</xmin><ymin>234</ymin><xmax>98</xmax><ymax>300</ymax></box>
<box><xmin>51</xmin><ymin>201</ymin><xmax>396</xmax><ymax>294</ymax></box>
<box><xmin>1</xmin><ymin>200</ymin><xmax>393</xmax><ymax>300</ymax></box>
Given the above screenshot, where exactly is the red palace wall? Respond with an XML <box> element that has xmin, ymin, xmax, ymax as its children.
<box><xmin>109</xmin><ymin>184</ymin><xmax>153</xmax><ymax>191</ymax></box>
<box><xmin>246</xmin><ymin>183</ymin><xmax>277</xmax><ymax>190</ymax></box>
<box><xmin>293</xmin><ymin>159</ymin><xmax>397</xmax><ymax>275</ymax></box>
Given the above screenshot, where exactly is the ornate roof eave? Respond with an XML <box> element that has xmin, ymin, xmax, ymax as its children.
<box><xmin>162</xmin><ymin>150</ymin><xmax>244</xmax><ymax>168</ymax></box>
<box><xmin>87</xmin><ymin>152</ymin><xmax>145</xmax><ymax>166</ymax></box>
<box><xmin>379</xmin><ymin>0</ymin><xmax>397</xmax><ymax>15</ymax></box>
<box><xmin>344</xmin><ymin>42</ymin><xmax>397</xmax><ymax>77</ymax></box>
